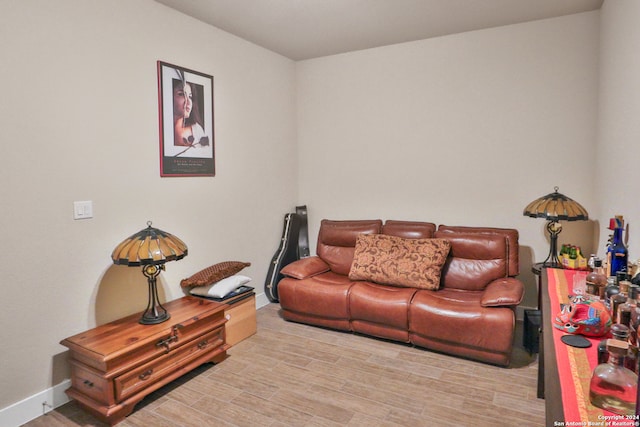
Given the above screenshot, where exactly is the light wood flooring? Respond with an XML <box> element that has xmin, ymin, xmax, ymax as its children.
<box><xmin>23</xmin><ymin>303</ymin><xmax>545</xmax><ymax>426</ymax></box>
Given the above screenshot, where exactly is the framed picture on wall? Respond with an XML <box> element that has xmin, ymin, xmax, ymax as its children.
<box><xmin>157</xmin><ymin>61</ymin><xmax>215</xmax><ymax>177</ymax></box>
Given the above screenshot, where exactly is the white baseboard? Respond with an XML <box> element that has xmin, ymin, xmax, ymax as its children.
<box><xmin>0</xmin><ymin>379</ymin><xmax>70</xmax><ymax>427</ymax></box>
<box><xmin>255</xmin><ymin>291</ymin><xmax>271</xmax><ymax>309</ymax></box>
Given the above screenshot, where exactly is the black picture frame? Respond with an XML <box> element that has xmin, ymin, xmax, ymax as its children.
<box><xmin>157</xmin><ymin>61</ymin><xmax>215</xmax><ymax>177</ymax></box>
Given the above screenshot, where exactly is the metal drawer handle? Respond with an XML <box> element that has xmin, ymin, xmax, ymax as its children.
<box><xmin>139</xmin><ymin>369</ymin><xmax>153</xmax><ymax>381</ymax></box>
<box><xmin>156</xmin><ymin>335</ymin><xmax>178</xmax><ymax>353</ymax></box>
<box><xmin>198</xmin><ymin>340</ymin><xmax>209</xmax><ymax>349</ymax></box>
<box><xmin>155</xmin><ymin>323</ymin><xmax>184</xmax><ymax>353</ymax></box>
<box><xmin>83</xmin><ymin>380</ymin><xmax>94</xmax><ymax>388</ymax></box>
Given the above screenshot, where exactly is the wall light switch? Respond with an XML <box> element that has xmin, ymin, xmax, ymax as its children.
<box><xmin>73</xmin><ymin>200</ymin><xmax>93</xmax><ymax>220</ymax></box>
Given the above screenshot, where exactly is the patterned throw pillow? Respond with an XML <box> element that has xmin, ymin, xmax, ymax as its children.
<box><xmin>180</xmin><ymin>261</ymin><xmax>251</xmax><ymax>288</ymax></box>
<box><xmin>348</xmin><ymin>234</ymin><xmax>450</xmax><ymax>290</ymax></box>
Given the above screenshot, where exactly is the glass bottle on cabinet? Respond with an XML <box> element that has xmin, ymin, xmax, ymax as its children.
<box><xmin>590</xmin><ymin>339</ymin><xmax>638</xmax><ymax>415</ymax></box>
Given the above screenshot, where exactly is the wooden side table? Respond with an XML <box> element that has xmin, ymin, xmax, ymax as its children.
<box><xmin>60</xmin><ymin>296</ymin><xmax>229</xmax><ymax>425</ymax></box>
<box><xmin>224</xmin><ymin>292</ymin><xmax>257</xmax><ymax>346</ymax></box>
<box><xmin>532</xmin><ymin>262</ymin><xmax>546</xmax><ymax>310</ymax></box>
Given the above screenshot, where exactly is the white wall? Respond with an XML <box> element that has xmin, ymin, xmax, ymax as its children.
<box><xmin>296</xmin><ymin>12</ymin><xmax>600</xmax><ymax>309</ymax></box>
<box><xmin>1</xmin><ymin>1</ymin><xmax>620</xmax><ymax>423</ymax></box>
<box><xmin>596</xmin><ymin>1</ymin><xmax>640</xmax><ymax>262</ymax></box>
<box><xmin>0</xmin><ymin>0</ymin><xmax>297</xmax><ymax>417</ymax></box>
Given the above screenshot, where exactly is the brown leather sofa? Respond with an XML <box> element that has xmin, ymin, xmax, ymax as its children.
<box><xmin>278</xmin><ymin>219</ymin><xmax>524</xmax><ymax>366</ymax></box>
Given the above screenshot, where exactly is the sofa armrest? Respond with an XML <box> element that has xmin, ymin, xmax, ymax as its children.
<box><xmin>480</xmin><ymin>278</ymin><xmax>524</xmax><ymax>307</ymax></box>
<box><xmin>280</xmin><ymin>256</ymin><xmax>331</xmax><ymax>280</ymax></box>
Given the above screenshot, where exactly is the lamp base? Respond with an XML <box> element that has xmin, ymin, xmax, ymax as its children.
<box><xmin>541</xmin><ymin>221</ymin><xmax>563</xmax><ymax>269</ymax></box>
<box><xmin>139</xmin><ymin>309</ymin><xmax>170</xmax><ymax>325</ymax></box>
<box><xmin>140</xmin><ymin>264</ymin><xmax>171</xmax><ymax>325</ymax></box>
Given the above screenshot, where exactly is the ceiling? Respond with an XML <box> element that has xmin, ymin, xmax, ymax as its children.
<box><xmin>155</xmin><ymin>0</ymin><xmax>603</xmax><ymax>61</ymax></box>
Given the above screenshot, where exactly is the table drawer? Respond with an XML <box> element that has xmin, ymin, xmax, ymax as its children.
<box><xmin>114</xmin><ymin>326</ymin><xmax>225</xmax><ymax>401</ymax></box>
<box><xmin>70</xmin><ymin>362</ymin><xmax>114</xmax><ymax>406</ymax></box>
<box><xmin>106</xmin><ymin>308</ymin><xmax>226</xmax><ymax>375</ymax></box>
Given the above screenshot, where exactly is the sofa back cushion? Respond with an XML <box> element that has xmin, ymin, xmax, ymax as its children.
<box><xmin>436</xmin><ymin>225</ymin><xmax>519</xmax><ymax>276</ymax></box>
<box><xmin>349</xmin><ymin>233</ymin><xmax>450</xmax><ymax>290</ymax></box>
<box><xmin>434</xmin><ymin>230</ymin><xmax>509</xmax><ymax>291</ymax></box>
<box><xmin>382</xmin><ymin>220</ymin><xmax>436</xmax><ymax>239</ymax></box>
<box><xmin>317</xmin><ymin>219</ymin><xmax>382</xmax><ymax>275</ymax></box>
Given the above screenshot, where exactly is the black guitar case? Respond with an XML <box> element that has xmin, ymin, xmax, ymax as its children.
<box><xmin>264</xmin><ymin>206</ymin><xmax>309</xmax><ymax>302</ymax></box>
<box><xmin>296</xmin><ymin>205</ymin><xmax>310</xmax><ymax>259</ymax></box>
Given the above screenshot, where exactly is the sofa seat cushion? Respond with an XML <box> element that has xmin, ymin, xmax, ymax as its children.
<box><xmin>348</xmin><ymin>234</ymin><xmax>451</xmax><ymax>290</ymax></box>
<box><xmin>278</xmin><ymin>272</ymin><xmax>354</xmax><ymax>331</ymax></box>
<box><xmin>408</xmin><ymin>289</ymin><xmax>515</xmax><ymax>366</ymax></box>
<box><xmin>349</xmin><ymin>282</ymin><xmax>418</xmax><ymax>342</ymax></box>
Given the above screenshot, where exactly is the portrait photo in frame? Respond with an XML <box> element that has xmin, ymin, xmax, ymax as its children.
<box><xmin>157</xmin><ymin>61</ymin><xmax>215</xmax><ymax>177</ymax></box>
